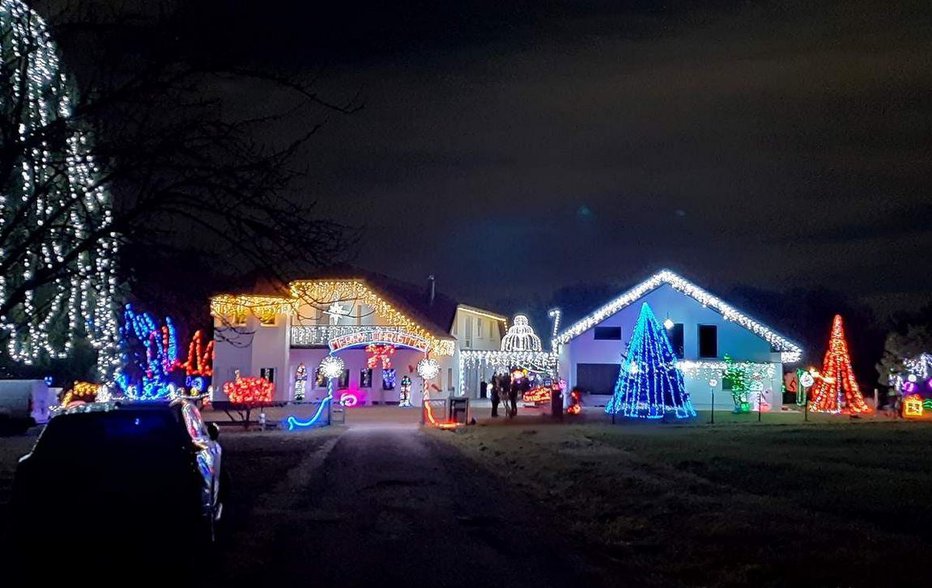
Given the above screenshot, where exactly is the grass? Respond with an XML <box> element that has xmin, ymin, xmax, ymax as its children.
<box><xmin>433</xmin><ymin>416</ymin><xmax>932</xmax><ymax>587</ymax></box>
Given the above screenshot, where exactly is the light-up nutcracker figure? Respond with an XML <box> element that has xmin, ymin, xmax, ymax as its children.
<box><xmin>400</xmin><ymin>375</ymin><xmax>412</xmax><ymax>407</ymax></box>
<box><xmin>293</xmin><ymin>363</ymin><xmax>308</xmax><ymax>402</ymax></box>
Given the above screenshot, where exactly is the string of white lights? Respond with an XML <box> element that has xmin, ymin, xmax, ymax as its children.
<box><xmin>1</xmin><ymin>1</ymin><xmax>119</xmax><ymax>379</ymax></box>
<box><xmin>554</xmin><ymin>269</ymin><xmax>802</xmax><ymax>362</ymax></box>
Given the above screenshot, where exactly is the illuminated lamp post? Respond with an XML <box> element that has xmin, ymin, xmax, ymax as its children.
<box><xmin>799</xmin><ymin>370</ymin><xmax>815</xmax><ymax>422</ymax></box>
<box><xmin>417</xmin><ymin>357</ymin><xmax>441</xmax><ymax>425</ymax></box>
<box><xmin>319</xmin><ymin>354</ymin><xmax>344</xmax><ymax>423</ymax></box>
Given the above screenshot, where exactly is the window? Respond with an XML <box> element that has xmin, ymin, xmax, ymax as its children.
<box><xmin>360</xmin><ymin>369</ymin><xmax>373</xmax><ymax>388</ymax></box>
<box><xmin>260</xmin><ymin>367</ymin><xmax>276</xmax><ymax>383</ymax></box>
<box><xmin>576</xmin><ymin>364</ymin><xmax>621</xmax><ymax>395</ymax></box>
<box><xmin>382</xmin><ymin>369</ymin><xmax>396</xmax><ymax>390</ymax></box>
<box><xmin>465</xmin><ymin>316</ymin><xmax>473</xmax><ymax>347</ymax></box>
<box><xmin>337</xmin><ymin>370</ymin><xmax>350</xmax><ymax>389</ymax></box>
<box><xmin>477</xmin><ymin>318</ymin><xmax>484</xmax><ymax>339</ymax></box>
<box><xmin>668</xmin><ymin>324</ymin><xmax>684</xmax><ymax>358</ymax></box>
<box><xmin>315</xmin><ymin>368</ymin><xmax>327</xmax><ymax>388</ymax></box>
<box><xmin>594</xmin><ymin>326</ymin><xmax>622</xmax><ymax>340</ymax></box>
<box><xmin>447</xmin><ymin>368</ymin><xmax>454</xmax><ymax>392</ymax></box>
<box><xmin>698</xmin><ymin>325</ymin><xmax>718</xmax><ymax>358</ymax></box>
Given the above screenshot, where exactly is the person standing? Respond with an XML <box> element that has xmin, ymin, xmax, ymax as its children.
<box><xmin>490</xmin><ymin>375</ymin><xmax>501</xmax><ymax>417</ymax></box>
<box><xmin>508</xmin><ymin>376</ymin><xmax>519</xmax><ymax>418</ymax></box>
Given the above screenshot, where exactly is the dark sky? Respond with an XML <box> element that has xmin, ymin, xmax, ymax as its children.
<box><xmin>83</xmin><ymin>1</ymin><xmax>932</xmax><ymax>314</ymax></box>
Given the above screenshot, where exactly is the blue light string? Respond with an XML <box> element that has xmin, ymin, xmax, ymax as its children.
<box><xmin>286</xmin><ymin>379</ymin><xmax>334</xmax><ymax>430</ymax></box>
<box><xmin>606</xmin><ymin>302</ymin><xmax>696</xmax><ymax>420</ymax></box>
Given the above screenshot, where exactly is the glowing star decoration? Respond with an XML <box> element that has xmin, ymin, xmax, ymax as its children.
<box><xmin>664</xmin><ymin>318</ymin><xmax>675</xmax><ymax>330</ymax></box>
<box><xmin>554</xmin><ymin>269</ymin><xmax>803</xmax><ymax>362</ymax></box>
<box><xmin>0</xmin><ymin>1</ymin><xmax>120</xmax><ymax>380</ymax></box>
<box><xmin>326</xmin><ymin>302</ymin><xmax>350</xmax><ymax>325</ymax></box>
<box><xmin>606</xmin><ymin>303</ymin><xmax>696</xmax><ymax>420</ymax></box>
<box><xmin>319</xmin><ymin>355</ymin><xmax>345</xmax><ymax>380</ymax></box>
<box><xmin>223</xmin><ymin>374</ymin><xmax>274</xmax><ymax>403</ymax></box>
<box><xmin>366</xmin><ymin>344</ymin><xmax>395</xmax><ymax>369</ymax></box>
<box><xmin>501</xmin><ymin>315</ymin><xmax>543</xmax><ymax>352</ymax></box>
<box><xmin>417</xmin><ymin>358</ymin><xmax>440</xmax><ymax>380</ymax></box>
<box><xmin>809</xmin><ymin>315</ymin><xmax>871</xmax><ymax>415</ymax></box>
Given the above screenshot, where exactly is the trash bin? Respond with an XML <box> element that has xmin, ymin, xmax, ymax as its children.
<box><xmin>449</xmin><ymin>397</ymin><xmax>470</xmax><ymax>425</ymax></box>
<box><xmin>551</xmin><ymin>386</ymin><xmax>564</xmax><ymax>421</ymax></box>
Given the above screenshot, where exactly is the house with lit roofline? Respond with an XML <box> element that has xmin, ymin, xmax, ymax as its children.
<box><xmin>553</xmin><ymin>269</ymin><xmax>802</xmax><ymax>411</ymax></box>
<box><xmin>209</xmin><ymin>270</ymin><xmax>507</xmax><ymax>406</ymax></box>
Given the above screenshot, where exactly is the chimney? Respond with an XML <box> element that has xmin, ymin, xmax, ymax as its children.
<box><xmin>427</xmin><ymin>274</ymin><xmax>436</xmax><ymax>306</ymax></box>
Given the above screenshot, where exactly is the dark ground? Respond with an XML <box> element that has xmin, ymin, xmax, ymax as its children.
<box><xmin>0</xmin><ymin>421</ymin><xmax>616</xmax><ymax>587</ymax></box>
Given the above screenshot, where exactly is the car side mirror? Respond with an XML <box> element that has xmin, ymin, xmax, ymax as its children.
<box><xmin>207</xmin><ymin>422</ymin><xmax>220</xmax><ymax>441</ymax></box>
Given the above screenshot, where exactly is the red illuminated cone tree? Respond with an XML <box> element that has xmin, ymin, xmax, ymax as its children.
<box><xmin>809</xmin><ymin>315</ymin><xmax>871</xmax><ymax>414</ymax></box>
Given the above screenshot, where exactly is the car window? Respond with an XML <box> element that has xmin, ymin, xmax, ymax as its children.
<box><xmin>37</xmin><ymin>410</ymin><xmax>183</xmax><ymax>457</ymax></box>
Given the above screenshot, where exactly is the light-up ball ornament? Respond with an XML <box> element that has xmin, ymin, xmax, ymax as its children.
<box><xmin>708</xmin><ymin>378</ymin><xmax>718</xmax><ymax>387</ymax></box>
<box><xmin>417</xmin><ymin>358</ymin><xmax>440</xmax><ymax>380</ymax></box>
<box><xmin>799</xmin><ymin>372</ymin><xmax>815</xmax><ymax>388</ymax></box>
<box><xmin>908</xmin><ymin>374</ymin><xmax>918</xmax><ymax>383</ymax></box>
<box><xmin>664</xmin><ymin>318</ymin><xmax>674</xmax><ymax>330</ymax></box>
<box><xmin>628</xmin><ymin>362</ymin><xmax>639</xmax><ymax>375</ymax></box>
<box><xmin>319</xmin><ymin>355</ymin><xmax>345</xmax><ymax>380</ymax></box>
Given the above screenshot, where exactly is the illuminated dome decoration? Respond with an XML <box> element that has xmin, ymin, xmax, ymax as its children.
<box><xmin>501</xmin><ymin>315</ymin><xmax>542</xmax><ymax>352</ymax></box>
<box><xmin>417</xmin><ymin>358</ymin><xmax>440</xmax><ymax>380</ymax></box>
<box><xmin>319</xmin><ymin>355</ymin><xmax>345</xmax><ymax>380</ymax></box>
<box><xmin>0</xmin><ymin>0</ymin><xmax>119</xmax><ymax>379</ymax></box>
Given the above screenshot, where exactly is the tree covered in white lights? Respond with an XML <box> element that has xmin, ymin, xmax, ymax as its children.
<box><xmin>0</xmin><ymin>0</ymin><xmax>119</xmax><ymax>379</ymax></box>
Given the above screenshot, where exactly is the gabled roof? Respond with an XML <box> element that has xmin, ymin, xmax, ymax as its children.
<box><xmin>554</xmin><ymin>269</ymin><xmax>802</xmax><ymax>362</ymax></box>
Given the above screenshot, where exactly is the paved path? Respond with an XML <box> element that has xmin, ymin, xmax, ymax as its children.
<box><xmin>220</xmin><ymin>425</ymin><xmax>612</xmax><ymax>587</ymax></box>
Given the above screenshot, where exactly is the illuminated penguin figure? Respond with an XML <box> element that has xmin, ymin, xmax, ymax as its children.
<box><xmin>400</xmin><ymin>375</ymin><xmax>412</xmax><ymax>407</ymax></box>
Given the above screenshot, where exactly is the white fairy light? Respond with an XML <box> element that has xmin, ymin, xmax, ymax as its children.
<box><xmin>501</xmin><ymin>315</ymin><xmax>543</xmax><ymax>352</ymax></box>
<box><xmin>416</xmin><ymin>358</ymin><xmax>440</xmax><ymax>380</ymax></box>
<box><xmin>553</xmin><ymin>269</ymin><xmax>802</xmax><ymax>363</ymax></box>
<box><xmin>1</xmin><ymin>1</ymin><xmax>119</xmax><ymax>379</ymax></box>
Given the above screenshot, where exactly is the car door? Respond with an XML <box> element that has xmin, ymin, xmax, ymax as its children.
<box><xmin>182</xmin><ymin>403</ymin><xmax>221</xmax><ymax>512</ymax></box>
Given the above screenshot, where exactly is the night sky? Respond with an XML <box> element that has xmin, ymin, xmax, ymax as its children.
<box><xmin>89</xmin><ymin>1</ymin><xmax>932</xmax><ymax>314</ymax></box>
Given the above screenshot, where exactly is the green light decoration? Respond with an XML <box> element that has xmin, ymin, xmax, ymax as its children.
<box><xmin>722</xmin><ymin>354</ymin><xmax>751</xmax><ymax>413</ymax></box>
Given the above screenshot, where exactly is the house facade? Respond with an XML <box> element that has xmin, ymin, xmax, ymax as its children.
<box><xmin>554</xmin><ymin>270</ymin><xmax>802</xmax><ymax>411</ymax></box>
<box><xmin>209</xmin><ymin>273</ymin><xmax>506</xmax><ymax>405</ymax></box>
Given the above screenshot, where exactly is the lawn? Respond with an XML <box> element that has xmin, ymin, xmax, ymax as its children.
<box><xmin>434</xmin><ymin>415</ymin><xmax>932</xmax><ymax>587</ymax></box>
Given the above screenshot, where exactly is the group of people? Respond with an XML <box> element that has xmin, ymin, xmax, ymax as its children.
<box><xmin>488</xmin><ymin>371</ymin><xmax>530</xmax><ymax>418</ymax></box>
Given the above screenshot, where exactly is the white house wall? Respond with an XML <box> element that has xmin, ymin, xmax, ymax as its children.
<box><xmin>287</xmin><ymin>347</ymin><xmax>454</xmax><ymax>406</ymax></box>
<box><xmin>560</xmin><ymin>283</ymin><xmax>785</xmax><ymax>410</ymax></box>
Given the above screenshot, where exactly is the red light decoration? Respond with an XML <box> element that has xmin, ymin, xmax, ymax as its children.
<box><xmin>522</xmin><ymin>385</ymin><xmax>552</xmax><ymax>404</ymax></box>
<box><xmin>179</xmin><ymin>330</ymin><xmax>214</xmax><ymax>377</ymax></box>
<box><xmin>809</xmin><ymin>315</ymin><xmax>871</xmax><ymax>414</ymax></box>
<box><xmin>567</xmin><ymin>388</ymin><xmax>582</xmax><ymax>415</ymax></box>
<box><xmin>366</xmin><ymin>344</ymin><xmax>395</xmax><ymax>369</ymax></box>
<box><xmin>223</xmin><ymin>375</ymin><xmax>274</xmax><ymax>403</ymax></box>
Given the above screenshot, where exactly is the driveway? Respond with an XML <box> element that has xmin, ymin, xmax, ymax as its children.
<box><xmin>217</xmin><ymin>424</ymin><xmax>614</xmax><ymax>587</ymax></box>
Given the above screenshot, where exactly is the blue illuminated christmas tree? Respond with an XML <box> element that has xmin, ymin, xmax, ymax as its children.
<box><xmin>606</xmin><ymin>303</ymin><xmax>696</xmax><ymax>419</ymax></box>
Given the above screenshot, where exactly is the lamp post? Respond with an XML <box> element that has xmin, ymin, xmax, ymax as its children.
<box><xmin>799</xmin><ymin>370</ymin><xmax>814</xmax><ymax>422</ymax></box>
<box><xmin>708</xmin><ymin>378</ymin><xmax>718</xmax><ymax>424</ymax></box>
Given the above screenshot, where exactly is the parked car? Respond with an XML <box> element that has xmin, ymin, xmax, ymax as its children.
<box><xmin>0</xmin><ymin>379</ymin><xmax>53</xmax><ymax>435</ymax></box>
<box><xmin>11</xmin><ymin>398</ymin><xmax>227</xmax><ymax>547</ymax></box>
